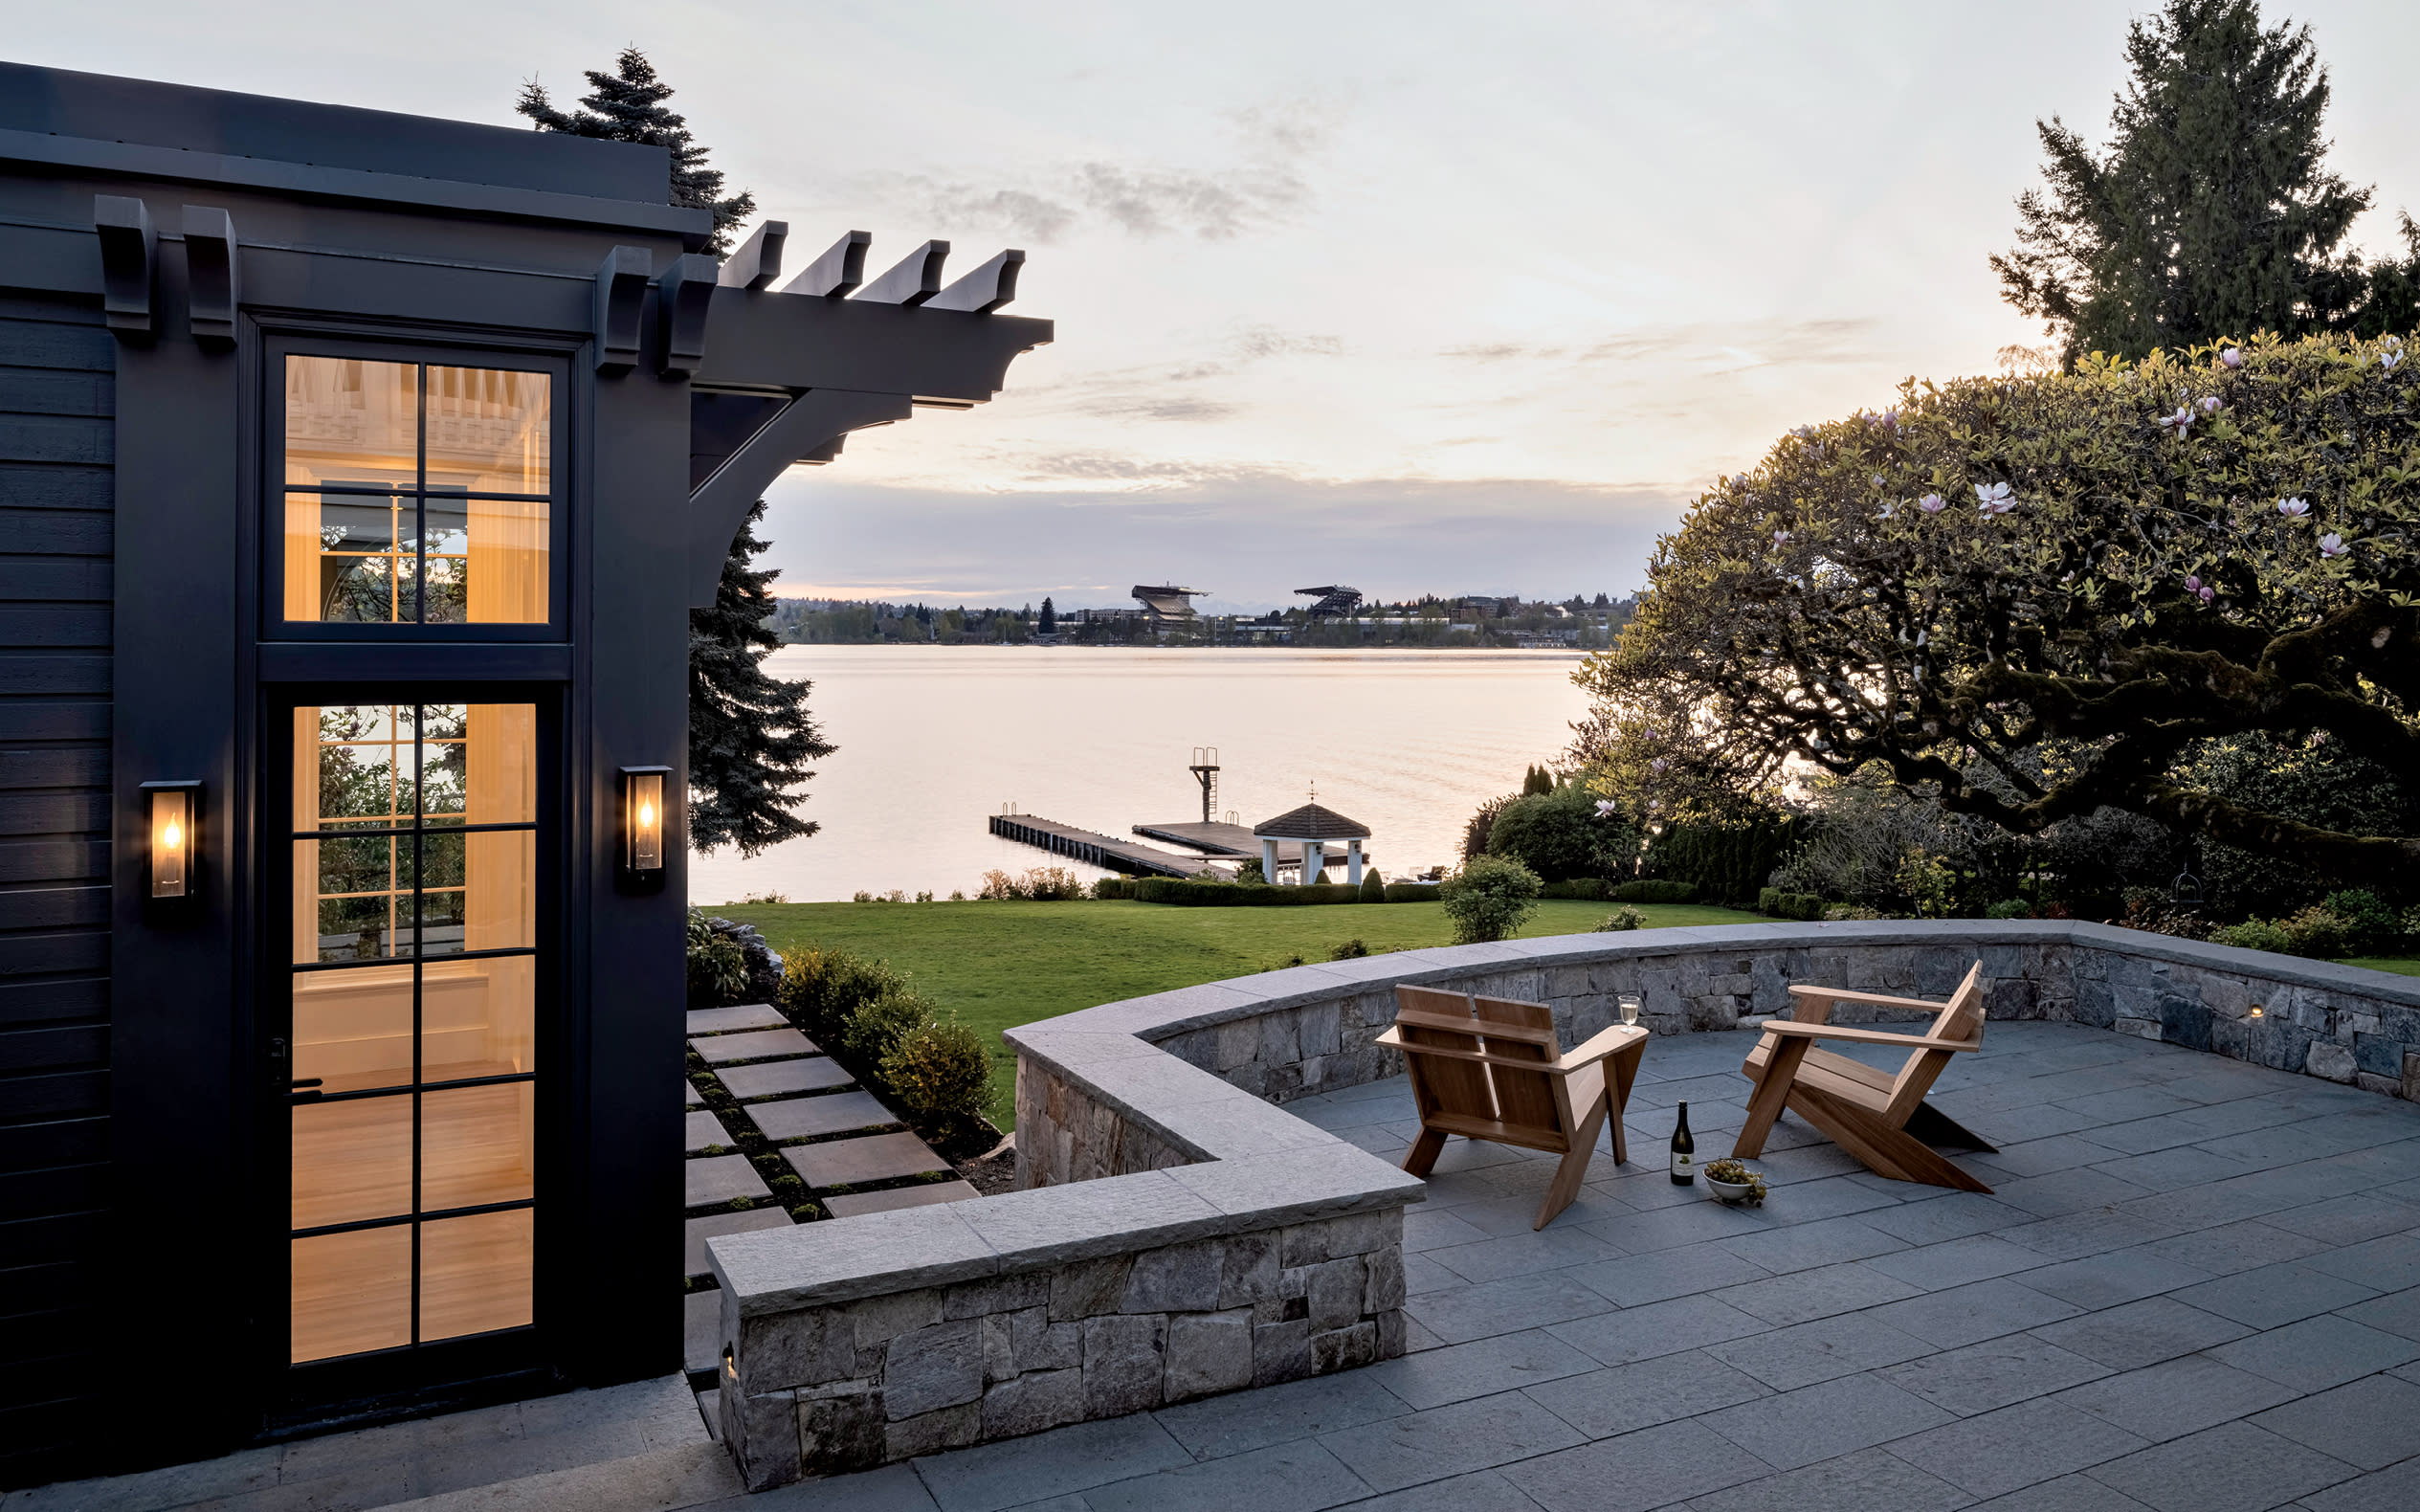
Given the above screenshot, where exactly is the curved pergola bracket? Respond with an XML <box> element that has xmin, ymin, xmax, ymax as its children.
<box><xmin>687</xmin><ymin>388</ymin><xmax>913</xmax><ymax>607</ymax></box>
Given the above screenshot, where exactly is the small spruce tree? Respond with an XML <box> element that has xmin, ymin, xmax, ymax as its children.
<box><xmin>521</xmin><ymin>52</ymin><xmax>827</xmax><ymax>856</ymax></box>
<box><xmin>688</xmin><ymin>503</ymin><xmax>835</xmax><ymax>855</ymax></box>
<box><xmin>517</xmin><ymin>47</ymin><xmax>754</xmax><ymax>252</ymax></box>
<box><xmin>1038</xmin><ymin>596</ymin><xmax>1056</xmax><ymax>635</ymax></box>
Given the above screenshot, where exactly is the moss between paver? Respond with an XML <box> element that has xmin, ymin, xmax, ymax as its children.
<box><xmin>717</xmin><ymin>898</ymin><xmax>1773</xmax><ymax>1131</ymax></box>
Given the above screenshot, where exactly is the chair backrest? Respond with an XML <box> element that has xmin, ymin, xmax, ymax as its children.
<box><xmin>1884</xmin><ymin>961</ymin><xmax>1985</xmax><ymax>1119</ymax></box>
<box><xmin>1391</xmin><ymin>986</ymin><xmax>1566</xmax><ymax>1144</ymax></box>
<box><xmin>1394</xmin><ymin>985</ymin><xmax>1497</xmax><ymax>1124</ymax></box>
<box><xmin>1470</xmin><ymin>994</ymin><xmax>1563</xmax><ymax>1138</ymax></box>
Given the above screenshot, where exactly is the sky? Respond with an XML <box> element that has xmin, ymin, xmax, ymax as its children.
<box><xmin>15</xmin><ymin>1</ymin><xmax>2420</xmax><ymax>609</ymax></box>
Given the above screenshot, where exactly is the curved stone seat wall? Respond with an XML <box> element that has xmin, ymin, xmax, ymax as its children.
<box><xmin>712</xmin><ymin>920</ymin><xmax>2420</xmax><ymax>1489</ymax></box>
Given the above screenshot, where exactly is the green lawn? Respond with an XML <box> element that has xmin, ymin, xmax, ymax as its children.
<box><xmin>719</xmin><ymin>898</ymin><xmax>1772</xmax><ymax>1128</ymax></box>
<box><xmin>2341</xmin><ymin>957</ymin><xmax>2420</xmax><ymax>978</ymax></box>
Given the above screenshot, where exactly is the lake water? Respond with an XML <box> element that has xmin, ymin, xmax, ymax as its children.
<box><xmin>689</xmin><ymin>646</ymin><xmax>1594</xmax><ymax>903</ymax></box>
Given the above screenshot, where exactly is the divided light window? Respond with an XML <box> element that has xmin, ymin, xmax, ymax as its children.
<box><xmin>281</xmin><ymin>357</ymin><xmax>553</xmax><ymax>625</ymax></box>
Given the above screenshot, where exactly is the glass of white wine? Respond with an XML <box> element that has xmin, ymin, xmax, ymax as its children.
<box><xmin>1618</xmin><ymin>993</ymin><xmax>1641</xmax><ymax>1027</ymax></box>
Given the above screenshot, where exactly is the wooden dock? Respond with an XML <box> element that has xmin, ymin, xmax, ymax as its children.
<box><xmin>988</xmin><ymin>814</ymin><xmax>1216</xmax><ymax>878</ymax></box>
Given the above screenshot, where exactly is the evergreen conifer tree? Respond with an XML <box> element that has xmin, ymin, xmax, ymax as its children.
<box><xmin>1991</xmin><ymin>0</ymin><xmax>2374</xmax><ymax>365</ymax></box>
<box><xmin>521</xmin><ymin>54</ymin><xmax>821</xmax><ymax>856</ymax></box>
<box><xmin>1038</xmin><ymin>596</ymin><xmax>1056</xmax><ymax>635</ymax></box>
<box><xmin>517</xmin><ymin>48</ymin><xmax>754</xmax><ymax>252</ymax></box>
<box><xmin>688</xmin><ymin>503</ymin><xmax>835</xmax><ymax>855</ymax></box>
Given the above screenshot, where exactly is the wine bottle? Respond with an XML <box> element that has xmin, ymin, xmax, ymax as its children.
<box><xmin>1670</xmin><ymin>1101</ymin><xmax>1697</xmax><ymax>1185</ymax></box>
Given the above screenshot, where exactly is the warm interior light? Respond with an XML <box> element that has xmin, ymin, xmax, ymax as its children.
<box><xmin>147</xmin><ymin>786</ymin><xmax>193</xmax><ymax>900</ymax></box>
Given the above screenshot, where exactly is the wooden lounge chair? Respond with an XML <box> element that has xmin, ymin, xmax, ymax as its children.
<box><xmin>1376</xmin><ymin>986</ymin><xmax>1649</xmax><ymax>1230</ymax></box>
<box><xmin>1732</xmin><ymin>961</ymin><xmax>1999</xmax><ymax>1192</ymax></box>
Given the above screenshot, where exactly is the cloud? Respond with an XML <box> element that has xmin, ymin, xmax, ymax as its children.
<box><xmin>1230</xmin><ymin>325</ymin><xmax>1343</xmax><ymax>360</ymax></box>
<box><xmin>855</xmin><ymin>96</ymin><xmax>1343</xmax><ymax>243</ymax></box>
<box><xmin>1078</xmin><ymin>396</ymin><xmax>1242</xmax><ymax>423</ymax></box>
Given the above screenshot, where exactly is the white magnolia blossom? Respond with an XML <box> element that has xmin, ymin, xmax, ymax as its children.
<box><xmin>2385</xmin><ymin>350</ymin><xmax>2403</xmax><ymax>373</ymax></box>
<box><xmin>1919</xmin><ymin>493</ymin><xmax>1946</xmax><ymax>514</ymax></box>
<box><xmin>1974</xmin><ymin>481</ymin><xmax>2016</xmax><ymax>516</ymax></box>
<box><xmin>1593</xmin><ymin>798</ymin><xmax>1620</xmax><ymax>818</ymax></box>
<box><xmin>2199</xmin><ymin>395</ymin><xmax>2223</xmax><ymax>414</ymax></box>
<box><xmin>2277</xmin><ymin>497</ymin><xmax>2310</xmax><ymax>518</ymax></box>
<box><xmin>2220</xmin><ymin>346</ymin><xmax>2244</xmax><ymax>367</ymax></box>
<box><xmin>2157</xmin><ymin>405</ymin><xmax>2195</xmax><ymax>434</ymax></box>
<box><xmin>2320</xmin><ymin>532</ymin><xmax>2349</xmax><ymax>559</ymax></box>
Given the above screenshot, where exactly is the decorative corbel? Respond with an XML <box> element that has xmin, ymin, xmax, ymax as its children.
<box><xmin>780</xmin><ymin>230</ymin><xmax>870</xmax><ymax>298</ymax></box>
<box><xmin>182</xmin><ymin>206</ymin><xmax>239</xmax><ymax>349</ymax></box>
<box><xmin>925</xmin><ymin>249</ymin><xmax>1025</xmax><ymax>314</ymax></box>
<box><xmin>718</xmin><ymin>220</ymin><xmax>788</xmax><ymax>289</ymax></box>
<box><xmin>656</xmin><ymin>253</ymin><xmax>719</xmax><ymax>377</ymax></box>
<box><xmin>853</xmin><ymin>240</ymin><xmax>949</xmax><ymax>306</ymax></box>
<box><xmin>94</xmin><ymin>195</ymin><xmax>156</xmax><ymax>336</ymax></box>
<box><xmin>594</xmin><ymin>246</ymin><xmax>652</xmax><ymax>375</ymax></box>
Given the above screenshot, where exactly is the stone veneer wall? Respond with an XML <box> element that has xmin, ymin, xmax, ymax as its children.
<box><xmin>712</xmin><ymin>920</ymin><xmax>2420</xmax><ymax>1489</ymax></box>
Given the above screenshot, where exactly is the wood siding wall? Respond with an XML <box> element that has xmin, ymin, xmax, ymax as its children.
<box><xmin>0</xmin><ymin>291</ymin><xmax>112</xmax><ymax>1480</ymax></box>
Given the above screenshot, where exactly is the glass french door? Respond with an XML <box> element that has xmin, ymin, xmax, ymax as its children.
<box><xmin>281</xmin><ymin>700</ymin><xmax>541</xmax><ymax>1369</ymax></box>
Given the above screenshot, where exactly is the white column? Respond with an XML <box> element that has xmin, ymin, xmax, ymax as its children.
<box><xmin>1304</xmin><ymin>840</ymin><xmax>1324</xmax><ymax>885</ymax></box>
<box><xmin>1260</xmin><ymin>837</ymin><xmax>1277</xmax><ymax>882</ymax></box>
<box><xmin>1346</xmin><ymin>839</ymin><xmax>1364</xmax><ymax>886</ymax></box>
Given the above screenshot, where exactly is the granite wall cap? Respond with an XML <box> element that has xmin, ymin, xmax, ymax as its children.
<box><xmin>710</xmin><ymin>1202</ymin><xmax>999</xmax><ymax>1314</ymax></box>
<box><xmin>958</xmin><ymin>1171</ymin><xmax>1225</xmax><ymax>1266</ymax></box>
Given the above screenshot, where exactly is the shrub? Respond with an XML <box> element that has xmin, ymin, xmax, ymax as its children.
<box><xmin>1755</xmin><ymin>887</ymin><xmax>1825</xmax><ymax>922</ymax></box>
<box><xmin>1540</xmin><ymin>878</ymin><xmax>1608</xmax><ymax>901</ymax></box>
<box><xmin>2320</xmin><ymin>889</ymin><xmax>2399</xmax><ymax>954</ymax></box>
<box><xmin>1462</xmin><ymin>792</ymin><xmax>1519</xmax><ymax>863</ymax></box>
<box><xmin>1091</xmin><ymin>877</ymin><xmax>1132</xmax><ymax>900</ymax></box>
<box><xmin>835</xmin><ymin>989</ymin><xmax>935</xmax><ymax>1066</ymax></box>
<box><xmin>1234</xmin><ymin>856</ymin><xmax>1265</xmax><ymax>884</ymax></box>
<box><xmin>878</xmin><ymin>1018</ymin><xmax>993</xmax><ymax>1135</ymax></box>
<box><xmin>1383</xmin><ymin>881</ymin><xmax>1433</xmax><ymax>902</ymax></box>
<box><xmin>685</xmin><ymin>910</ymin><xmax>747</xmax><ymax>1007</ymax></box>
<box><xmin>778</xmin><ymin>946</ymin><xmax>907</xmax><ymax>1045</ymax></box>
<box><xmin>1595</xmin><ymin>905</ymin><xmax>1646</xmax><ymax>931</ymax></box>
<box><xmin>1330</xmin><ymin>938</ymin><xmax>1369</xmax><ymax>960</ymax></box>
<box><xmin>1648</xmin><ymin>812</ymin><xmax>1802</xmax><ymax>905</ymax></box>
<box><xmin>1486</xmin><ymin>784</ymin><xmax>1630</xmax><ymax>882</ymax></box>
<box><xmin>1440</xmin><ymin>856</ymin><xmax>1543</xmax><ymax>944</ymax></box>
<box><xmin>1610</xmin><ymin>879</ymin><xmax>1698</xmax><ymax>903</ymax></box>
<box><xmin>978</xmin><ymin>866</ymin><xmax>1087</xmax><ymax>901</ymax></box>
<box><xmin>1986</xmin><ymin>899</ymin><xmax>2034</xmax><ymax>920</ymax></box>
<box><xmin>2211</xmin><ymin>917</ymin><xmax>2296</xmax><ymax>954</ymax></box>
<box><xmin>1359</xmin><ymin>869</ymin><xmax>1387</xmax><ymax>901</ymax></box>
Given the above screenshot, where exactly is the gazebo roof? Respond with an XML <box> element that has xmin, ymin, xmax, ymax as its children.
<box><xmin>1253</xmin><ymin>802</ymin><xmax>1370</xmax><ymax>841</ymax></box>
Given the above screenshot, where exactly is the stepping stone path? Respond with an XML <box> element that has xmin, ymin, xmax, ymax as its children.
<box><xmin>680</xmin><ymin>1002</ymin><xmax>982</xmax><ymax>1372</ymax></box>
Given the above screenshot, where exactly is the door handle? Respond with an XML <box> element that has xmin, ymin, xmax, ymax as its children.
<box><xmin>286</xmin><ymin>1078</ymin><xmax>323</xmax><ymax>1104</ymax></box>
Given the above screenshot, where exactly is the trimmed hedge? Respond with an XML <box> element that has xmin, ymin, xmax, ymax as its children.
<box><xmin>1383</xmin><ymin>882</ymin><xmax>1436</xmax><ymax>902</ymax></box>
<box><xmin>1756</xmin><ymin>886</ymin><xmax>1826</xmax><ymax>922</ymax></box>
<box><xmin>1610</xmin><ymin>879</ymin><xmax>1698</xmax><ymax>903</ymax></box>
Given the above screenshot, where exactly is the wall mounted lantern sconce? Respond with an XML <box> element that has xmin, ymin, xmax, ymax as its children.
<box><xmin>141</xmin><ymin>780</ymin><xmax>201</xmax><ymax>904</ymax></box>
<box><xmin>620</xmin><ymin>766</ymin><xmax>671</xmax><ymax>892</ymax></box>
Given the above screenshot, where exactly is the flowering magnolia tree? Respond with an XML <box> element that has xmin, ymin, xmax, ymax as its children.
<box><xmin>1578</xmin><ymin>332</ymin><xmax>2420</xmax><ymax>884</ymax></box>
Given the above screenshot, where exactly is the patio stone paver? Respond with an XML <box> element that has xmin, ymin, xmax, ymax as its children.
<box><xmin>683</xmin><ymin>1208</ymin><xmax>792</xmax><ymax>1278</ymax></box>
<box><xmin>684</xmin><ymin>1076</ymin><xmax>704</xmax><ymax>1109</ymax></box>
<box><xmin>746</xmin><ymin>1088</ymin><xmax>898</xmax><ymax>1142</ymax></box>
<box><xmin>35</xmin><ymin>1018</ymin><xmax>2420</xmax><ymax>1512</ymax></box>
<box><xmin>689</xmin><ymin>1026</ymin><xmax>815</xmax><ymax>1064</ymax></box>
<box><xmin>782</xmin><ymin>1130</ymin><xmax>950</xmax><ymax>1190</ymax></box>
<box><xmin>682</xmin><ymin>1109</ymin><xmax>733</xmax><ymax>1155</ymax></box>
<box><xmin>684</xmin><ymin>1003</ymin><xmax>787</xmax><ymax>1035</ymax></box>
<box><xmin>823</xmin><ymin>1180</ymin><xmax>981</xmax><ymax>1217</ymax></box>
<box><xmin>682</xmin><ymin>1153</ymin><xmax>770</xmax><ymax>1210</ymax></box>
<box><xmin>715</xmin><ymin>1056</ymin><xmax>854</xmax><ymax>1098</ymax></box>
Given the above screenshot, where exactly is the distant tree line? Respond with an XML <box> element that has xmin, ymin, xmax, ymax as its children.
<box><xmin>767</xmin><ymin>593</ymin><xmax>1638</xmax><ymax>648</ymax></box>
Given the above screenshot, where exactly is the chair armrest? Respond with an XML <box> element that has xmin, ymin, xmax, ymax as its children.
<box><xmin>1787</xmin><ymin>984</ymin><xmax>1953</xmax><ymax>1014</ymax></box>
<box><xmin>1556</xmin><ymin>1024</ymin><xmax>1647</xmax><ymax>1074</ymax></box>
<box><xmin>1762</xmin><ymin>1020</ymin><xmax>1980</xmax><ymax>1052</ymax></box>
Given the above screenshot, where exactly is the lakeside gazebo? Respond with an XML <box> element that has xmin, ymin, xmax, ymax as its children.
<box><xmin>1254</xmin><ymin>795</ymin><xmax>1372</xmax><ymax>885</ymax></box>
